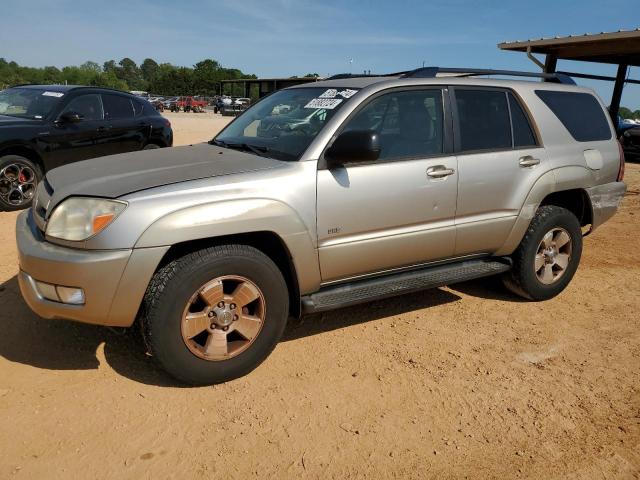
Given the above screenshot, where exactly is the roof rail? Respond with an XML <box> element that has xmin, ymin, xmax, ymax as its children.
<box><xmin>399</xmin><ymin>67</ymin><xmax>576</xmax><ymax>85</ymax></box>
<box><xmin>326</xmin><ymin>73</ymin><xmax>394</xmax><ymax>80</ymax></box>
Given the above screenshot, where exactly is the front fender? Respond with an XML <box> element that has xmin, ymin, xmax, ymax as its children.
<box><xmin>135</xmin><ymin>198</ymin><xmax>321</xmax><ymax>294</ymax></box>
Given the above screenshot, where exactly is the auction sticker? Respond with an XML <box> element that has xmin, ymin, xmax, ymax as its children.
<box><xmin>319</xmin><ymin>88</ymin><xmax>358</xmax><ymax>99</ymax></box>
<box><xmin>305</xmin><ymin>98</ymin><xmax>343</xmax><ymax>109</ymax></box>
<box><xmin>42</xmin><ymin>91</ymin><xmax>64</xmax><ymax>97</ymax></box>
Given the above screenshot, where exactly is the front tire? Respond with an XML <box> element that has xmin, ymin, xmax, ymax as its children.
<box><xmin>503</xmin><ymin>205</ymin><xmax>582</xmax><ymax>300</ymax></box>
<box><xmin>0</xmin><ymin>155</ymin><xmax>42</xmax><ymax>211</ymax></box>
<box><xmin>141</xmin><ymin>245</ymin><xmax>289</xmax><ymax>385</ymax></box>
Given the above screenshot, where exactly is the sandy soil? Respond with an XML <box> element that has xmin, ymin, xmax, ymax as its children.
<box><xmin>0</xmin><ymin>114</ymin><xmax>638</xmax><ymax>479</ymax></box>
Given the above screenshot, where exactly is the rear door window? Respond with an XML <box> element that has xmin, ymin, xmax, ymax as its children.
<box><xmin>508</xmin><ymin>92</ymin><xmax>537</xmax><ymax>147</ymax></box>
<box><xmin>454</xmin><ymin>89</ymin><xmax>511</xmax><ymax>151</ymax></box>
<box><xmin>102</xmin><ymin>94</ymin><xmax>134</xmax><ymax>120</ymax></box>
<box><xmin>535</xmin><ymin>90</ymin><xmax>611</xmax><ymax>142</ymax></box>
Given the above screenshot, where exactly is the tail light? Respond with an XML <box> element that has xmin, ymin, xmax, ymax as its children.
<box><xmin>163</xmin><ymin>118</ymin><xmax>171</xmax><ymax>128</ymax></box>
<box><xmin>617</xmin><ymin>140</ymin><xmax>625</xmax><ymax>182</ymax></box>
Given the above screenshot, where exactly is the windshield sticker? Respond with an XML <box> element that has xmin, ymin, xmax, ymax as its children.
<box><xmin>42</xmin><ymin>91</ymin><xmax>64</xmax><ymax>98</ymax></box>
<box><xmin>319</xmin><ymin>89</ymin><xmax>338</xmax><ymax>98</ymax></box>
<box><xmin>319</xmin><ymin>88</ymin><xmax>358</xmax><ymax>99</ymax></box>
<box><xmin>304</xmin><ymin>98</ymin><xmax>343</xmax><ymax>109</ymax></box>
<box><xmin>337</xmin><ymin>89</ymin><xmax>358</xmax><ymax>98</ymax></box>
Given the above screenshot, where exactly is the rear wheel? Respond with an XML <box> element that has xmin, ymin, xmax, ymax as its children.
<box><xmin>0</xmin><ymin>155</ymin><xmax>42</xmax><ymax>211</ymax></box>
<box><xmin>143</xmin><ymin>143</ymin><xmax>161</xmax><ymax>150</ymax></box>
<box><xmin>141</xmin><ymin>245</ymin><xmax>289</xmax><ymax>385</ymax></box>
<box><xmin>503</xmin><ymin>205</ymin><xmax>582</xmax><ymax>300</ymax></box>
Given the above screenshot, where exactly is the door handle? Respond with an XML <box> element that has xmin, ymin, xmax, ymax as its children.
<box><xmin>426</xmin><ymin>166</ymin><xmax>455</xmax><ymax>178</ymax></box>
<box><xmin>519</xmin><ymin>155</ymin><xmax>540</xmax><ymax>167</ymax></box>
<box><xmin>96</xmin><ymin>126</ymin><xmax>111</xmax><ymax>132</ymax></box>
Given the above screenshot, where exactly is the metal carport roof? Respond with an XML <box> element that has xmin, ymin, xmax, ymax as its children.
<box><xmin>498</xmin><ymin>29</ymin><xmax>640</xmax><ymax>123</ymax></box>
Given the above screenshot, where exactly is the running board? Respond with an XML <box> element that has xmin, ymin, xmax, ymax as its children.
<box><xmin>301</xmin><ymin>258</ymin><xmax>511</xmax><ymax>314</ymax></box>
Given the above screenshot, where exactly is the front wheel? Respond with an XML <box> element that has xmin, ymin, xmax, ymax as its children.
<box><xmin>503</xmin><ymin>205</ymin><xmax>583</xmax><ymax>300</ymax></box>
<box><xmin>141</xmin><ymin>245</ymin><xmax>289</xmax><ymax>385</ymax></box>
<box><xmin>0</xmin><ymin>155</ymin><xmax>42</xmax><ymax>211</ymax></box>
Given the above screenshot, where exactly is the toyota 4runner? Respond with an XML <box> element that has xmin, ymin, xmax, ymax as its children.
<box><xmin>16</xmin><ymin>68</ymin><xmax>627</xmax><ymax>384</ymax></box>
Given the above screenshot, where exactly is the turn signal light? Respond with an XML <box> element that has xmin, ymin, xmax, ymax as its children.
<box><xmin>92</xmin><ymin>213</ymin><xmax>115</xmax><ymax>234</ymax></box>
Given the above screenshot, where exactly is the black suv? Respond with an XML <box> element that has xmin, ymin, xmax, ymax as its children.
<box><xmin>0</xmin><ymin>85</ymin><xmax>173</xmax><ymax>210</ymax></box>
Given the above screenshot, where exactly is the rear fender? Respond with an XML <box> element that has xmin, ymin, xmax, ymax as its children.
<box><xmin>495</xmin><ymin>166</ymin><xmax>595</xmax><ymax>255</ymax></box>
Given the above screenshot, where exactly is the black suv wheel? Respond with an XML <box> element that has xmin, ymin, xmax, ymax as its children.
<box><xmin>0</xmin><ymin>155</ymin><xmax>42</xmax><ymax>211</ymax></box>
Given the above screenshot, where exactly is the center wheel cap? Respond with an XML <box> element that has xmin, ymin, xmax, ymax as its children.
<box><xmin>216</xmin><ymin>310</ymin><xmax>234</xmax><ymax>327</ymax></box>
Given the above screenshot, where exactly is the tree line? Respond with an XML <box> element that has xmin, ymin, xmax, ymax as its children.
<box><xmin>619</xmin><ymin>106</ymin><xmax>640</xmax><ymax>120</ymax></box>
<box><xmin>0</xmin><ymin>57</ymin><xmax>259</xmax><ymax>96</ymax></box>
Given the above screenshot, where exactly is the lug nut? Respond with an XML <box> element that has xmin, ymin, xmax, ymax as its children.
<box><xmin>222</xmin><ymin>326</ymin><xmax>229</xmax><ymax>331</ymax></box>
<box><xmin>233</xmin><ymin>315</ymin><xmax>239</xmax><ymax>321</ymax></box>
<box><xmin>210</xmin><ymin>323</ymin><xmax>216</xmax><ymax>329</ymax></box>
<box><xmin>230</xmin><ymin>303</ymin><xmax>236</xmax><ymax>310</ymax></box>
<box><xmin>217</xmin><ymin>301</ymin><xmax>225</xmax><ymax>308</ymax></box>
<box><xmin>208</xmin><ymin>311</ymin><xmax>214</xmax><ymax>318</ymax></box>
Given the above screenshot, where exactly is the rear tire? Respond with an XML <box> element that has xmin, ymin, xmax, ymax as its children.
<box><xmin>141</xmin><ymin>245</ymin><xmax>289</xmax><ymax>385</ymax></box>
<box><xmin>503</xmin><ymin>205</ymin><xmax>582</xmax><ymax>300</ymax></box>
<box><xmin>0</xmin><ymin>155</ymin><xmax>43</xmax><ymax>211</ymax></box>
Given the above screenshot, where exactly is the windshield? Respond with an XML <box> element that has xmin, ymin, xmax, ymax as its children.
<box><xmin>214</xmin><ymin>87</ymin><xmax>358</xmax><ymax>161</ymax></box>
<box><xmin>0</xmin><ymin>87</ymin><xmax>64</xmax><ymax>119</ymax></box>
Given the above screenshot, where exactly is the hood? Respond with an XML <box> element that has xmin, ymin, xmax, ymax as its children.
<box><xmin>45</xmin><ymin>143</ymin><xmax>286</xmax><ymax>210</ymax></box>
<box><xmin>0</xmin><ymin>114</ymin><xmax>39</xmax><ymax>126</ymax></box>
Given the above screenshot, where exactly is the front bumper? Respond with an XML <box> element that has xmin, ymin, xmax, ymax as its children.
<box><xmin>16</xmin><ymin>210</ymin><xmax>168</xmax><ymax>327</ymax></box>
<box><xmin>585</xmin><ymin>181</ymin><xmax>627</xmax><ymax>231</ymax></box>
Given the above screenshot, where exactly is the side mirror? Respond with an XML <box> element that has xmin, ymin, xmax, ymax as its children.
<box><xmin>325</xmin><ymin>130</ymin><xmax>380</xmax><ymax>168</ymax></box>
<box><xmin>58</xmin><ymin>111</ymin><xmax>83</xmax><ymax>124</ymax></box>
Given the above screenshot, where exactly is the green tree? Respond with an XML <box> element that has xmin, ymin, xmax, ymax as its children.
<box><xmin>118</xmin><ymin>57</ymin><xmax>144</xmax><ymax>90</ymax></box>
<box><xmin>140</xmin><ymin>58</ymin><xmax>159</xmax><ymax>84</ymax></box>
<box><xmin>619</xmin><ymin>107</ymin><xmax>633</xmax><ymax>119</ymax></box>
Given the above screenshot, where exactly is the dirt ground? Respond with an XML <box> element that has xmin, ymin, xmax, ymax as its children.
<box><xmin>1</xmin><ymin>112</ymin><xmax>639</xmax><ymax>479</ymax></box>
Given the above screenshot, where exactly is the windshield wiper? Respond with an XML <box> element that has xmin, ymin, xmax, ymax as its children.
<box><xmin>212</xmin><ymin>139</ymin><xmax>272</xmax><ymax>158</ymax></box>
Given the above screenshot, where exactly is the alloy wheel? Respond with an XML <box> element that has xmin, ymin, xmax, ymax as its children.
<box><xmin>180</xmin><ymin>275</ymin><xmax>266</xmax><ymax>361</ymax></box>
<box><xmin>535</xmin><ymin>227</ymin><xmax>573</xmax><ymax>285</ymax></box>
<box><xmin>0</xmin><ymin>163</ymin><xmax>37</xmax><ymax>207</ymax></box>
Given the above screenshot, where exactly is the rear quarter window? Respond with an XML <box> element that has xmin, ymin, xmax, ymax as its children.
<box><xmin>535</xmin><ymin>90</ymin><xmax>612</xmax><ymax>142</ymax></box>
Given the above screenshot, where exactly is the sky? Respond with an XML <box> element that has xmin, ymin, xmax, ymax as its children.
<box><xmin>1</xmin><ymin>0</ymin><xmax>638</xmax><ymax>109</ymax></box>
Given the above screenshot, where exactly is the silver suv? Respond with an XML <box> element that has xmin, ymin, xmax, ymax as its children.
<box><xmin>16</xmin><ymin>68</ymin><xmax>627</xmax><ymax>384</ymax></box>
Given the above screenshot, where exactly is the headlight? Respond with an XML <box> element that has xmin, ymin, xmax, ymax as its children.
<box><xmin>46</xmin><ymin>197</ymin><xmax>127</xmax><ymax>241</ymax></box>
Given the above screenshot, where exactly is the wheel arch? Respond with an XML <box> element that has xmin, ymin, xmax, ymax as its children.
<box><xmin>0</xmin><ymin>144</ymin><xmax>45</xmax><ymax>173</ymax></box>
<box><xmin>154</xmin><ymin>231</ymin><xmax>303</xmax><ymax>318</ymax></box>
<box><xmin>495</xmin><ymin>166</ymin><xmax>596</xmax><ymax>255</ymax></box>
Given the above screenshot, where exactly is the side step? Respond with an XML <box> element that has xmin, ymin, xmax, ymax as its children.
<box><xmin>301</xmin><ymin>258</ymin><xmax>511</xmax><ymax>314</ymax></box>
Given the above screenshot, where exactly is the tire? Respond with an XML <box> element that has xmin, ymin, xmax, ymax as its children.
<box><xmin>141</xmin><ymin>245</ymin><xmax>289</xmax><ymax>385</ymax></box>
<box><xmin>503</xmin><ymin>205</ymin><xmax>582</xmax><ymax>301</ymax></box>
<box><xmin>0</xmin><ymin>155</ymin><xmax>43</xmax><ymax>211</ymax></box>
<box><xmin>143</xmin><ymin>143</ymin><xmax>161</xmax><ymax>150</ymax></box>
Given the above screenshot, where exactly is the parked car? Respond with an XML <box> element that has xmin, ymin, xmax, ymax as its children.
<box><xmin>0</xmin><ymin>85</ymin><xmax>173</xmax><ymax>210</ymax></box>
<box><xmin>620</xmin><ymin>125</ymin><xmax>640</xmax><ymax>162</ymax></box>
<box><xmin>163</xmin><ymin>96</ymin><xmax>179</xmax><ymax>110</ymax></box>
<box><xmin>16</xmin><ymin>69</ymin><xmax>626</xmax><ymax>384</ymax></box>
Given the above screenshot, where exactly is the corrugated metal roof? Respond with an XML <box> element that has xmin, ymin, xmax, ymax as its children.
<box><xmin>499</xmin><ymin>28</ymin><xmax>640</xmax><ymax>48</ymax></box>
<box><xmin>498</xmin><ymin>29</ymin><xmax>640</xmax><ymax>66</ymax></box>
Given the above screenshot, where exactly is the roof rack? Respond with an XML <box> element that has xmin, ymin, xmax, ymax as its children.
<box><xmin>326</xmin><ymin>67</ymin><xmax>576</xmax><ymax>85</ymax></box>
<box><xmin>326</xmin><ymin>73</ymin><xmax>393</xmax><ymax>80</ymax></box>
<box><xmin>398</xmin><ymin>67</ymin><xmax>576</xmax><ymax>85</ymax></box>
